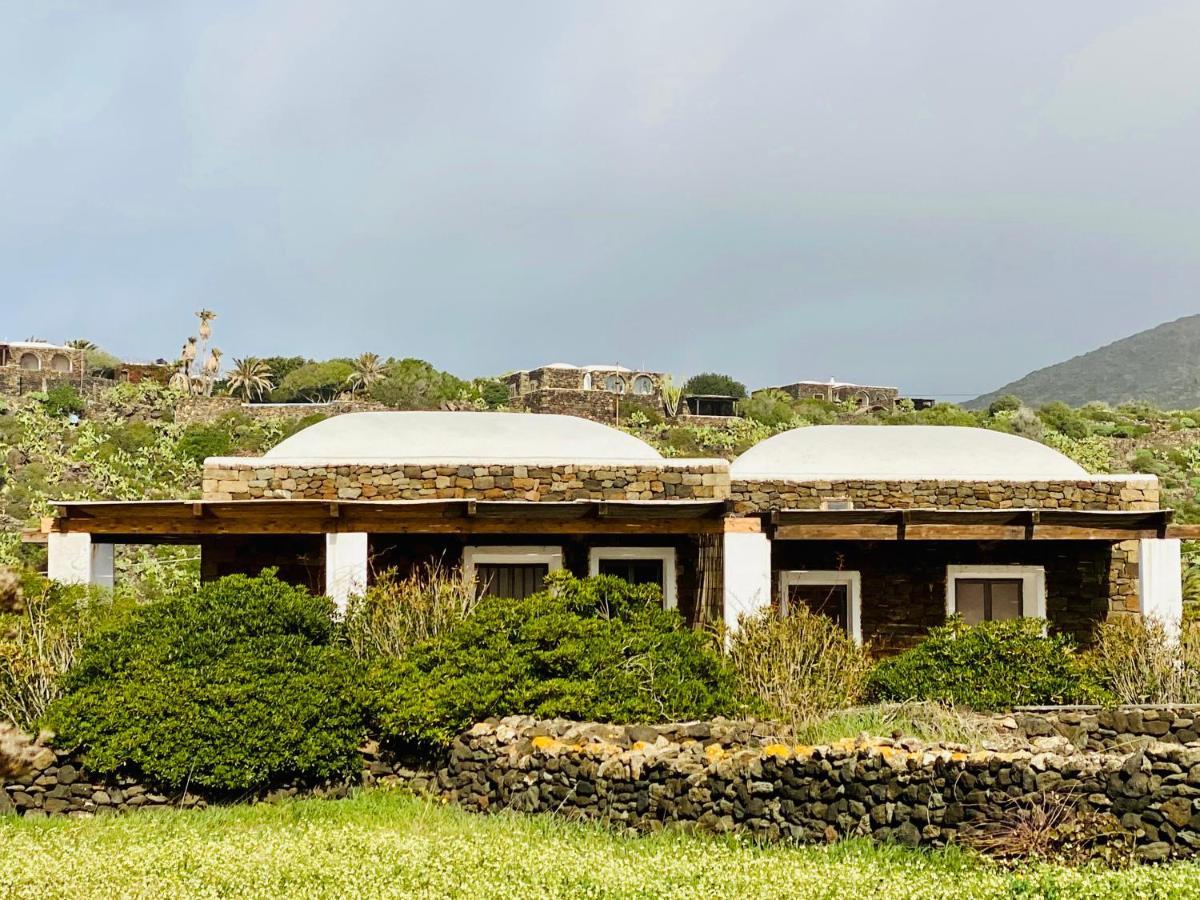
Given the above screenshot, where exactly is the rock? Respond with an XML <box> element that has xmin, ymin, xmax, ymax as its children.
<box><xmin>1137</xmin><ymin>841</ymin><xmax>1172</xmax><ymax>863</ymax></box>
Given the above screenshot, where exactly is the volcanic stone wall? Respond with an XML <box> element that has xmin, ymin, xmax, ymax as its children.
<box><xmin>1015</xmin><ymin>707</ymin><xmax>1200</xmax><ymax>752</ymax></box>
<box><xmin>730</xmin><ymin>477</ymin><xmax>1160</xmax><ymax>514</ymax></box>
<box><xmin>202</xmin><ymin>460</ymin><xmax>730</xmax><ymax>502</ymax></box>
<box><xmin>433</xmin><ymin>717</ymin><xmax>1200</xmax><ymax>862</ymax></box>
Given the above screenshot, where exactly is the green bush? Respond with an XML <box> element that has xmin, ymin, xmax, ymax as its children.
<box><xmin>373</xmin><ymin>573</ymin><xmax>749</xmax><ymax>748</ymax></box>
<box><xmin>867</xmin><ymin>618</ymin><xmax>1100</xmax><ymax>711</ymax></box>
<box><xmin>45</xmin><ymin>573</ymin><xmax>367</xmax><ymax>791</ymax></box>
<box><xmin>367</xmin><ymin>358</ymin><xmax>466</xmax><ymax>410</ymax></box>
<box><xmin>176</xmin><ymin>422</ymin><xmax>233</xmax><ymax>464</ymax></box>
<box><xmin>682</xmin><ymin>372</ymin><xmax>747</xmax><ymax>400</ymax></box>
<box><xmin>474</xmin><ymin>378</ymin><xmax>510</xmax><ymax>408</ymax></box>
<box><xmin>272</xmin><ymin>360</ymin><xmax>355</xmax><ymax>403</ymax></box>
<box><xmin>42</xmin><ymin>385</ymin><xmax>85</xmax><ymax>418</ymax></box>
<box><xmin>1037</xmin><ymin>402</ymin><xmax>1091</xmax><ymax>440</ymax></box>
<box><xmin>739</xmin><ymin>390</ymin><xmax>798</xmax><ymax>428</ymax></box>
<box><xmin>986</xmin><ymin>394</ymin><xmax>1022</xmax><ymax>417</ymax></box>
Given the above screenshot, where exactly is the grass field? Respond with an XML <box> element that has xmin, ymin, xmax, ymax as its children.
<box><xmin>2</xmin><ymin>791</ymin><xmax>1199</xmax><ymax>899</ymax></box>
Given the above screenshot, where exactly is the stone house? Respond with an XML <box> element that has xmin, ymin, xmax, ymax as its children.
<box><xmin>43</xmin><ymin>412</ymin><xmax>1187</xmax><ymax>651</ymax></box>
<box><xmin>505</xmin><ymin>364</ymin><xmax>665</xmax><ymax>423</ymax></box>
<box><xmin>774</xmin><ymin>379</ymin><xmax>900</xmax><ymax>412</ymax></box>
<box><xmin>0</xmin><ymin>341</ymin><xmax>86</xmax><ymax>395</ymax></box>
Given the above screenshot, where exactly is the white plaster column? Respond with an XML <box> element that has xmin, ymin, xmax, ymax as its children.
<box><xmin>47</xmin><ymin>533</ymin><xmax>115</xmax><ymax>587</ymax></box>
<box><xmin>723</xmin><ymin>530</ymin><xmax>773</xmax><ymax>633</ymax></box>
<box><xmin>325</xmin><ymin>532</ymin><xmax>369</xmax><ymax>614</ymax></box>
<box><xmin>1139</xmin><ymin>538</ymin><xmax>1183</xmax><ymax>638</ymax></box>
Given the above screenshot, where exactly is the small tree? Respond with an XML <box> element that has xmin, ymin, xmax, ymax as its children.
<box><xmin>273</xmin><ymin>360</ymin><xmax>357</xmax><ymax>403</ymax></box>
<box><xmin>346</xmin><ymin>353</ymin><xmax>388</xmax><ymax>396</ymax></box>
<box><xmin>682</xmin><ymin>372</ymin><xmax>747</xmax><ymax>399</ymax></box>
<box><xmin>226</xmin><ymin>357</ymin><xmax>275</xmax><ymax>401</ymax></box>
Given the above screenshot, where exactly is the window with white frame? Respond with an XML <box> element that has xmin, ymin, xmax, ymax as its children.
<box><xmin>945</xmin><ymin>565</ymin><xmax>1045</xmax><ymax>624</ymax></box>
<box><xmin>588</xmin><ymin>547</ymin><xmax>676</xmax><ymax>609</ymax></box>
<box><xmin>632</xmin><ymin>375</ymin><xmax>654</xmax><ymax>395</ymax></box>
<box><xmin>605</xmin><ymin>374</ymin><xmax>626</xmax><ymax>393</ymax></box>
<box><xmin>463</xmin><ymin>546</ymin><xmax>563</xmax><ymax>600</ymax></box>
<box><xmin>778</xmin><ymin>570</ymin><xmax>862</xmax><ymax>643</ymax></box>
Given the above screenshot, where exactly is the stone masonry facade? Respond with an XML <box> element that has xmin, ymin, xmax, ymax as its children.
<box><xmin>731</xmin><ymin>477</ymin><xmax>1160</xmax><ymax>514</ymax></box>
<box><xmin>202</xmin><ymin>460</ymin><xmax>730</xmax><ymax>502</ymax></box>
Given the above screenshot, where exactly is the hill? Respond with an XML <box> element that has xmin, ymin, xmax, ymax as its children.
<box><xmin>969</xmin><ymin>315</ymin><xmax>1200</xmax><ymax>410</ymax></box>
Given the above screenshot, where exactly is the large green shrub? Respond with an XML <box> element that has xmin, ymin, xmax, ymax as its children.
<box><xmin>373</xmin><ymin>573</ymin><xmax>749</xmax><ymax>748</ymax></box>
<box><xmin>367</xmin><ymin>358</ymin><xmax>467</xmax><ymax>410</ymax></box>
<box><xmin>42</xmin><ymin>385</ymin><xmax>85</xmax><ymax>418</ymax></box>
<box><xmin>682</xmin><ymin>372</ymin><xmax>747</xmax><ymax>399</ymax></box>
<box><xmin>272</xmin><ymin>360</ymin><xmax>355</xmax><ymax>403</ymax></box>
<box><xmin>45</xmin><ymin>573</ymin><xmax>367</xmax><ymax>791</ymax></box>
<box><xmin>739</xmin><ymin>390</ymin><xmax>798</xmax><ymax>428</ymax></box>
<box><xmin>176</xmin><ymin>422</ymin><xmax>233</xmax><ymax>464</ymax></box>
<box><xmin>867</xmin><ymin>618</ymin><xmax>1100</xmax><ymax>711</ymax></box>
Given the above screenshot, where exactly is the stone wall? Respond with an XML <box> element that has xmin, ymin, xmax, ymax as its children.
<box><xmin>174</xmin><ymin>397</ymin><xmax>388</xmax><ymax>426</ymax></box>
<box><xmin>202</xmin><ymin>459</ymin><xmax>731</xmax><ymax>502</ymax></box>
<box><xmin>1015</xmin><ymin>707</ymin><xmax>1200</xmax><ymax>753</ymax></box>
<box><xmin>430</xmin><ymin>717</ymin><xmax>1200</xmax><ymax>861</ymax></box>
<box><xmin>513</xmin><ymin>388</ymin><xmax>662</xmax><ymax>425</ymax></box>
<box><xmin>775</xmin><ymin>381</ymin><xmax>899</xmax><ymax>411</ymax></box>
<box><xmin>0</xmin><ymin>370</ymin><xmax>113</xmax><ymax>400</ymax></box>
<box><xmin>731</xmin><ymin>477</ymin><xmax>1161</xmax><ymax>513</ymax></box>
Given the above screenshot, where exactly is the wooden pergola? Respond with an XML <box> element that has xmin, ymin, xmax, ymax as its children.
<box><xmin>41</xmin><ymin>498</ymin><xmax>734</xmax><ymax>542</ymax></box>
<box><xmin>769</xmin><ymin>508</ymin><xmax>1186</xmax><ymax>541</ymax></box>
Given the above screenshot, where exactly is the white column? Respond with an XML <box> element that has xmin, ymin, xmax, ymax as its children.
<box><xmin>47</xmin><ymin>533</ymin><xmax>115</xmax><ymax>587</ymax></box>
<box><xmin>1139</xmin><ymin>538</ymin><xmax>1183</xmax><ymax>638</ymax></box>
<box><xmin>723</xmin><ymin>530</ymin><xmax>773</xmax><ymax>633</ymax></box>
<box><xmin>325</xmin><ymin>532</ymin><xmax>368</xmax><ymax>614</ymax></box>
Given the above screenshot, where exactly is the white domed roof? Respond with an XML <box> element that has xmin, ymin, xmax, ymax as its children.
<box><xmin>730</xmin><ymin>425</ymin><xmax>1088</xmax><ymax>481</ymax></box>
<box><xmin>261</xmin><ymin>411</ymin><xmax>663</xmax><ymax>463</ymax></box>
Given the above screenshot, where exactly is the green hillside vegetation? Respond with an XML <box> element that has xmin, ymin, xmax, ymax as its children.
<box><xmin>970</xmin><ymin>314</ymin><xmax>1200</xmax><ymax>410</ymax></box>
<box><xmin>2</xmin><ymin>379</ymin><xmax>1199</xmax><ymax>591</ymax></box>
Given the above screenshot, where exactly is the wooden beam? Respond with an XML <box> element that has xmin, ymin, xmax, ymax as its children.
<box><xmin>50</xmin><ymin>513</ymin><xmax>725</xmax><ymax>538</ymax></box>
<box><xmin>1167</xmin><ymin>525</ymin><xmax>1200</xmax><ymax>540</ymax></box>
<box><xmin>774</xmin><ymin>524</ymin><xmax>899</xmax><ymax>541</ymax></box>
<box><xmin>723</xmin><ymin>516</ymin><xmax>763</xmax><ymax>534</ymax></box>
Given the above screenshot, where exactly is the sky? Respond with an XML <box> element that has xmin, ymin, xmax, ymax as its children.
<box><xmin>2</xmin><ymin>2</ymin><xmax>1199</xmax><ymax>400</ymax></box>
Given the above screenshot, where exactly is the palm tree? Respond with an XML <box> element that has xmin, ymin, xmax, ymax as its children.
<box><xmin>196</xmin><ymin>309</ymin><xmax>216</xmax><ymax>342</ymax></box>
<box><xmin>65</xmin><ymin>339</ymin><xmax>97</xmax><ymax>350</ymax></box>
<box><xmin>201</xmin><ymin>348</ymin><xmax>223</xmax><ymax>397</ymax></box>
<box><xmin>226</xmin><ymin>357</ymin><xmax>275</xmax><ymax>402</ymax></box>
<box><xmin>347</xmin><ymin>352</ymin><xmax>388</xmax><ymax>395</ymax></box>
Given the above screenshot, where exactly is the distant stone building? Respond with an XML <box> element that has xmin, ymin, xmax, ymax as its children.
<box><xmin>774</xmin><ymin>379</ymin><xmax>900</xmax><ymax>412</ymax></box>
<box><xmin>505</xmin><ymin>364</ymin><xmax>665</xmax><ymax>423</ymax></box>
<box><xmin>0</xmin><ymin>341</ymin><xmax>87</xmax><ymax>395</ymax></box>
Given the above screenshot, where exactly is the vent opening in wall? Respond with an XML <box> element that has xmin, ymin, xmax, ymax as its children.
<box><xmin>820</xmin><ymin>499</ymin><xmax>854</xmax><ymax>511</ymax></box>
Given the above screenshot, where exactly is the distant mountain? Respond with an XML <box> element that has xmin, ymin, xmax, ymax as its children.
<box><xmin>968</xmin><ymin>315</ymin><xmax>1200</xmax><ymax>411</ymax></box>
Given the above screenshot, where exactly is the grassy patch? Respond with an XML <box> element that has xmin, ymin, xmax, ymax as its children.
<box><xmin>2</xmin><ymin>792</ymin><xmax>1200</xmax><ymax>898</ymax></box>
<box><xmin>796</xmin><ymin>702</ymin><xmax>1003</xmax><ymax>748</ymax></box>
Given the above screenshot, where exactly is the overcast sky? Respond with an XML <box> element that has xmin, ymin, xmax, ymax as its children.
<box><xmin>3</xmin><ymin>2</ymin><xmax>1199</xmax><ymax>398</ymax></box>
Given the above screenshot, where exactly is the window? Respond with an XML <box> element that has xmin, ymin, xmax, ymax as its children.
<box><xmin>463</xmin><ymin>546</ymin><xmax>563</xmax><ymax>600</ymax></box>
<box><xmin>778</xmin><ymin>571</ymin><xmax>862</xmax><ymax>643</ymax></box>
<box><xmin>632</xmin><ymin>375</ymin><xmax>654</xmax><ymax>395</ymax></box>
<box><xmin>588</xmin><ymin>547</ymin><xmax>676</xmax><ymax>608</ymax></box>
<box><xmin>582</xmin><ymin>372</ymin><xmax>593</xmax><ymax>390</ymax></box>
<box><xmin>19</xmin><ymin>353</ymin><xmax>40</xmax><ymax>371</ymax></box>
<box><xmin>50</xmin><ymin>353</ymin><xmax>72</xmax><ymax>373</ymax></box>
<box><xmin>945</xmin><ymin>566</ymin><xmax>1045</xmax><ymax>623</ymax></box>
<box><xmin>605</xmin><ymin>374</ymin><xmax>626</xmax><ymax>393</ymax></box>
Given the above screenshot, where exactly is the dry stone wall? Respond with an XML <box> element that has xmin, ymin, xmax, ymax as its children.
<box><xmin>1015</xmin><ymin>707</ymin><xmax>1200</xmax><ymax>752</ymax></box>
<box><xmin>730</xmin><ymin>477</ymin><xmax>1160</xmax><ymax>513</ymax></box>
<box><xmin>203</xmin><ymin>460</ymin><xmax>731</xmax><ymax>502</ymax></box>
<box><xmin>430</xmin><ymin>717</ymin><xmax>1200</xmax><ymax>861</ymax></box>
<box><xmin>175</xmin><ymin>397</ymin><xmax>387</xmax><ymax>426</ymax></box>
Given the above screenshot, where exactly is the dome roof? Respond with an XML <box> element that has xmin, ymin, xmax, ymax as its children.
<box><xmin>261</xmin><ymin>411</ymin><xmax>663</xmax><ymax>463</ymax></box>
<box><xmin>730</xmin><ymin>425</ymin><xmax>1088</xmax><ymax>481</ymax></box>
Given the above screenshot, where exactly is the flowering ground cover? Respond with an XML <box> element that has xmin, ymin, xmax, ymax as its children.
<box><xmin>2</xmin><ymin>791</ymin><xmax>1199</xmax><ymax>899</ymax></box>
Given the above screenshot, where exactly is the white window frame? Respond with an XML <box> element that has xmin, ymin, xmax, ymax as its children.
<box><xmin>944</xmin><ymin>565</ymin><xmax>1046</xmax><ymax>622</ymax></box>
<box><xmin>588</xmin><ymin>546</ymin><xmax>677</xmax><ymax>609</ymax></box>
<box><xmin>462</xmin><ymin>546</ymin><xmax>563</xmax><ymax>596</ymax></box>
<box><xmin>778</xmin><ymin>570</ymin><xmax>862</xmax><ymax>644</ymax></box>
